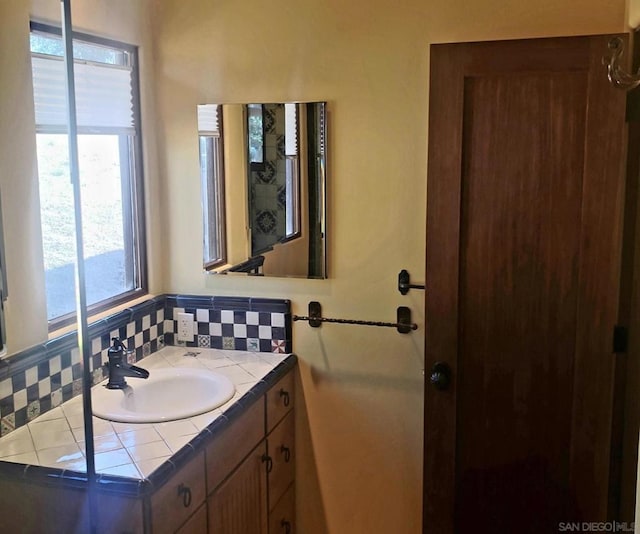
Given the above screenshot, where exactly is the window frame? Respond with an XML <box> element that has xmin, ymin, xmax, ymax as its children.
<box><xmin>30</xmin><ymin>21</ymin><xmax>148</xmax><ymax>331</ymax></box>
<box><xmin>199</xmin><ymin>108</ymin><xmax>227</xmax><ymax>269</ymax></box>
<box><xmin>0</xmin><ymin>190</ymin><xmax>7</xmax><ymax>353</ymax></box>
<box><xmin>281</xmin><ymin>103</ymin><xmax>301</xmax><ymax>244</ymax></box>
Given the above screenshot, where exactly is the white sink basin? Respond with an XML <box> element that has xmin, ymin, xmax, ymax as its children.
<box><xmin>92</xmin><ymin>367</ymin><xmax>235</xmax><ymax>423</ymax></box>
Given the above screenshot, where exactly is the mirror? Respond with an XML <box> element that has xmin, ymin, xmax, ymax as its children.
<box><xmin>197</xmin><ymin>102</ymin><xmax>327</xmax><ymax>279</ymax></box>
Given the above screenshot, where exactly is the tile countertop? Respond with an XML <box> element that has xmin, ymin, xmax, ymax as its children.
<box><xmin>0</xmin><ymin>346</ymin><xmax>292</xmax><ymax>482</ymax></box>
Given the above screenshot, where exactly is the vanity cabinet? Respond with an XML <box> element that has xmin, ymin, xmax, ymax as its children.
<box><xmin>138</xmin><ymin>366</ymin><xmax>296</xmax><ymax>533</ymax></box>
<box><xmin>0</xmin><ymin>364</ymin><xmax>296</xmax><ymax>534</ymax></box>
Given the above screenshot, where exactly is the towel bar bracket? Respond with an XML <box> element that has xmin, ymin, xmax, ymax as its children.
<box><xmin>308</xmin><ymin>300</ymin><xmax>322</xmax><ymax>327</ymax></box>
<box><xmin>398</xmin><ymin>269</ymin><xmax>426</xmax><ymax>295</ymax></box>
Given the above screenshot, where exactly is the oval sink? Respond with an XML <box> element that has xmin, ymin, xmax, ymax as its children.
<box><xmin>92</xmin><ymin>367</ymin><xmax>235</xmax><ymax>423</ymax></box>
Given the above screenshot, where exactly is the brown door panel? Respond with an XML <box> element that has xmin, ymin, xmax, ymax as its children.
<box><xmin>424</xmin><ymin>35</ymin><xmax>628</xmax><ymax>533</ymax></box>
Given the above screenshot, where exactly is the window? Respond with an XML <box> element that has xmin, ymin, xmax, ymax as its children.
<box><xmin>197</xmin><ymin>104</ymin><xmax>226</xmax><ymax>268</ymax></box>
<box><xmin>30</xmin><ymin>22</ymin><xmax>146</xmax><ymax>328</ymax></box>
<box><xmin>284</xmin><ymin>103</ymin><xmax>300</xmax><ymax>240</ymax></box>
<box><xmin>247</xmin><ymin>103</ymin><xmax>265</xmax><ymax>167</ymax></box>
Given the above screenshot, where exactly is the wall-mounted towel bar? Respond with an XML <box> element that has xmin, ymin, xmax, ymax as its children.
<box><xmin>398</xmin><ymin>269</ymin><xmax>425</xmax><ymax>295</ymax></box>
<box><xmin>293</xmin><ymin>301</ymin><xmax>418</xmax><ymax>334</ymax></box>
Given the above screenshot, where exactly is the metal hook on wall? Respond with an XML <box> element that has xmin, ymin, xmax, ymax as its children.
<box><xmin>603</xmin><ymin>36</ymin><xmax>640</xmax><ymax>91</ymax></box>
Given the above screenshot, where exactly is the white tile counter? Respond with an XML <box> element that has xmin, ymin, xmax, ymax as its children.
<box><xmin>0</xmin><ymin>346</ymin><xmax>289</xmax><ymax>480</ymax></box>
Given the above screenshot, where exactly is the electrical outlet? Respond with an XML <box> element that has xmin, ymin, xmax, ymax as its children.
<box><xmin>177</xmin><ymin>312</ymin><xmax>194</xmax><ymax>342</ymax></box>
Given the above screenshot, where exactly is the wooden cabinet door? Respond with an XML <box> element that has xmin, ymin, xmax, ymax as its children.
<box><xmin>424</xmin><ymin>35</ymin><xmax>628</xmax><ymax>532</ymax></box>
<box><xmin>208</xmin><ymin>442</ymin><xmax>268</xmax><ymax>534</ymax></box>
<box><xmin>206</xmin><ymin>398</ymin><xmax>264</xmax><ymax>490</ymax></box>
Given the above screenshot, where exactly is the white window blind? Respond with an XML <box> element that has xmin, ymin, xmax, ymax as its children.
<box><xmin>31</xmin><ymin>55</ymin><xmax>134</xmax><ymax>132</ymax></box>
<box><xmin>285</xmin><ymin>103</ymin><xmax>297</xmax><ymax>156</ymax></box>
<box><xmin>197</xmin><ymin>104</ymin><xmax>220</xmax><ymax>134</ymax></box>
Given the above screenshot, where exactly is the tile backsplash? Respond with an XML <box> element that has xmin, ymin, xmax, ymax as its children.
<box><xmin>163</xmin><ymin>295</ymin><xmax>290</xmax><ymax>353</ymax></box>
<box><xmin>0</xmin><ymin>295</ymin><xmax>291</xmax><ymax>437</ymax></box>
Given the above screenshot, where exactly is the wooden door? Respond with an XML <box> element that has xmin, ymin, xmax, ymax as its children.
<box><xmin>424</xmin><ymin>35</ymin><xmax>628</xmax><ymax>533</ymax></box>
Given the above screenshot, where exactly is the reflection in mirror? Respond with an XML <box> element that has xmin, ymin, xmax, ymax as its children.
<box><xmin>198</xmin><ymin>105</ymin><xmax>226</xmax><ymax>268</ymax></box>
<box><xmin>197</xmin><ymin>102</ymin><xmax>327</xmax><ymax>279</ymax></box>
<box><xmin>247</xmin><ymin>103</ymin><xmax>265</xmax><ymax>166</ymax></box>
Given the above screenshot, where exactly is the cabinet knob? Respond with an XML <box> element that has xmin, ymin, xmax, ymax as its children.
<box><xmin>279</xmin><ymin>388</ymin><xmax>290</xmax><ymax>407</ymax></box>
<box><xmin>280</xmin><ymin>445</ymin><xmax>291</xmax><ymax>463</ymax></box>
<box><xmin>281</xmin><ymin>519</ymin><xmax>292</xmax><ymax>534</ymax></box>
<box><xmin>262</xmin><ymin>453</ymin><xmax>273</xmax><ymax>473</ymax></box>
<box><xmin>177</xmin><ymin>483</ymin><xmax>192</xmax><ymax>508</ymax></box>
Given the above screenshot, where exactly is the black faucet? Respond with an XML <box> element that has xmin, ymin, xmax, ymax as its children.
<box><xmin>106</xmin><ymin>338</ymin><xmax>149</xmax><ymax>389</ymax></box>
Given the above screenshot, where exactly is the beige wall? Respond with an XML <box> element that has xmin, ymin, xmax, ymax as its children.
<box><xmin>0</xmin><ymin>1</ymin><xmax>48</xmax><ymax>353</ymax></box>
<box><xmin>0</xmin><ymin>0</ymin><xmax>162</xmax><ymax>354</ymax></box>
<box><xmin>153</xmin><ymin>1</ymin><xmax>629</xmax><ymax>532</ymax></box>
<box><xmin>630</xmin><ymin>0</ymin><xmax>640</xmax><ymax>28</ymax></box>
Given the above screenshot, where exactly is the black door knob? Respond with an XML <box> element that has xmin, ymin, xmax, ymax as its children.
<box><xmin>430</xmin><ymin>362</ymin><xmax>451</xmax><ymax>390</ymax></box>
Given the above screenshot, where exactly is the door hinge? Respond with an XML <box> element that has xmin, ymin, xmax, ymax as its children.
<box><xmin>613</xmin><ymin>325</ymin><xmax>628</xmax><ymax>353</ymax></box>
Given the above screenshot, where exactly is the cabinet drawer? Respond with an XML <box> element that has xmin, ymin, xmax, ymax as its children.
<box><xmin>207</xmin><ymin>398</ymin><xmax>265</xmax><ymax>491</ymax></box>
<box><xmin>269</xmin><ymin>483</ymin><xmax>295</xmax><ymax>534</ymax></box>
<box><xmin>176</xmin><ymin>502</ymin><xmax>207</xmax><ymax>533</ymax></box>
<box><xmin>151</xmin><ymin>451</ymin><xmax>206</xmax><ymax>534</ymax></box>
<box><xmin>268</xmin><ymin>410</ymin><xmax>295</xmax><ymax>510</ymax></box>
<box><xmin>266</xmin><ymin>371</ymin><xmax>294</xmax><ymax>433</ymax></box>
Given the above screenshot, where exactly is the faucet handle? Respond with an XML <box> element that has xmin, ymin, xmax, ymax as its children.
<box><xmin>110</xmin><ymin>337</ymin><xmax>126</xmax><ymax>351</ymax></box>
<box><xmin>110</xmin><ymin>337</ymin><xmax>134</xmax><ymax>354</ymax></box>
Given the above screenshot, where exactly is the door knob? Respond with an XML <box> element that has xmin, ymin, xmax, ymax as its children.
<box><xmin>430</xmin><ymin>362</ymin><xmax>451</xmax><ymax>390</ymax></box>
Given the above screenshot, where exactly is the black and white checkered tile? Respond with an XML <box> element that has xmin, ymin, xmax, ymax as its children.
<box><xmin>0</xmin><ymin>295</ymin><xmax>291</xmax><ymax>437</ymax></box>
<box><xmin>164</xmin><ymin>308</ymin><xmax>289</xmax><ymax>353</ymax></box>
<box><xmin>0</xmin><ymin>307</ymin><xmax>166</xmax><ymax>436</ymax></box>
